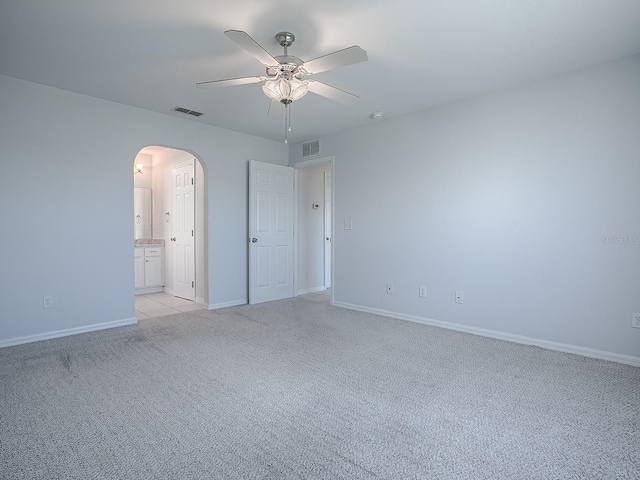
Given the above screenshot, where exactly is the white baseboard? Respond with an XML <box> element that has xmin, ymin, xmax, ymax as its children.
<box><xmin>296</xmin><ymin>286</ymin><xmax>327</xmax><ymax>296</ymax></box>
<box><xmin>0</xmin><ymin>317</ymin><xmax>138</xmax><ymax>349</ymax></box>
<box><xmin>208</xmin><ymin>298</ymin><xmax>248</xmax><ymax>310</ymax></box>
<box><xmin>195</xmin><ymin>296</ymin><xmax>206</xmax><ymax>306</ymax></box>
<box><xmin>333</xmin><ymin>301</ymin><xmax>640</xmax><ymax>367</ymax></box>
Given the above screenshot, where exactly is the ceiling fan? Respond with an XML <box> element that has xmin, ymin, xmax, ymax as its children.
<box><xmin>197</xmin><ymin>30</ymin><xmax>368</xmax><ymax>142</ymax></box>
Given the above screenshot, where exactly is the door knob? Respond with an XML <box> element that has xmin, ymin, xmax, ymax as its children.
<box><xmin>170</xmin><ymin>237</ymin><xmax>176</xmax><ymax>242</ymax></box>
<box><xmin>250</xmin><ymin>237</ymin><xmax>258</xmax><ymax>243</ymax></box>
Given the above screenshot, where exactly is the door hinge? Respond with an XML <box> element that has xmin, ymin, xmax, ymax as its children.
<box><xmin>192</xmin><ymin>178</ymin><xmax>194</xmax><ymax>185</ymax></box>
<box><xmin>192</xmin><ymin>230</ymin><xmax>194</xmax><ymax>236</ymax></box>
<box><xmin>192</xmin><ymin>281</ymin><xmax>194</xmax><ymax>288</ymax></box>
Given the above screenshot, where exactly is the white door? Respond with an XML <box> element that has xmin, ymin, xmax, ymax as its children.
<box><xmin>172</xmin><ymin>162</ymin><xmax>195</xmax><ymax>300</ymax></box>
<box><xmin>249</xmin><ymin>160</ymin><xmax>294</xmax><ymax>304</ymax></box>
<box><xmin>324</xmin><ymin>172</ymin><xmax>332</xmax><ymax>288</ymax></box>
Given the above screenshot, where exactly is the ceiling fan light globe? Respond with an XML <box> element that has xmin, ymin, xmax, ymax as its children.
<box><xmin>289</xmin><ymin>79</ymin><xmax>309</xmax><ymax>101</ymax></box>
<box><xmin>262</xmin><ymin>80</ymin><xmax>281</xmax><ymax>100</ymax></box>
<box><xmin>262</xmin><ymin>78</ymin><xmax>291</xmax><ymax>101</ymax></box>
<box><xmin>262</xmin><ymin>77</ymin><xmax>309</xmax><ymax>103</ymax></box>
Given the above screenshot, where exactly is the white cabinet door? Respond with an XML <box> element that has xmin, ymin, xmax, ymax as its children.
<box><xmin>144</xmin><ymin>256</ymin><xmax>163</xmax><ymax>287</ymax></box>
<box><xmin>134</xmin><ymin>255</ymin><xmax>145</xmax><ymax>289</ymax></box>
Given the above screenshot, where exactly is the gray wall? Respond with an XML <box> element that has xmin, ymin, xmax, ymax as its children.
<box><xmin>2</xmin><ymin>53</ymin><xmax>639</xmax><ymax>362</ymax></box>
<box><xmin>290</xmin><ymin>55</ymin><xmax>640</xmax><ymax>361</ymax></box>
<box><xmin>0</xmin><ymin>75</ymin><xmax>287</xmax><ymax>345</ymax></box>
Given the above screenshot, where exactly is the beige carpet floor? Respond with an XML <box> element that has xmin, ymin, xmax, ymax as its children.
<box><xmin>1</xmin><ymin>296</ymin><xmax>638</xmax><ymax>479</ymax></box>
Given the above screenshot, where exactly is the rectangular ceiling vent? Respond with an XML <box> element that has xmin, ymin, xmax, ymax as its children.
<box><xmin>172</xmin><ymin>106</ymin><xmax>203</xmax><ymax>117</ymax></box>
<box><xmin>302</xmin><ymin>140</ymin><xmax>320</xmax><ymax>158</ymax></box>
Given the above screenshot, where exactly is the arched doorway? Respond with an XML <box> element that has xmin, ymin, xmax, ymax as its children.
<box><xmin>133</xmin><ymin>146</ymin><xmax>208</xmax><ymax>319</ymax></box>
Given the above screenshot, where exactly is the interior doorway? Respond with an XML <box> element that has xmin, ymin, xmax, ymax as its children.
<box><xmin>293</xmin><ymin>156</ymin><xmax>334</xmax><ymax>302</ymax></box>
<box><xmin>133</xmin><ymin>146</ymin><xmax>208</xmax><ymax>318</ymax></box>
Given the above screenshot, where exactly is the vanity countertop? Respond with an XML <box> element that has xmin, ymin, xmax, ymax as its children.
<box><xmin>134</xmin><ymin>239</ymin><xmax>165</xmax><ymax>247</ymax></box>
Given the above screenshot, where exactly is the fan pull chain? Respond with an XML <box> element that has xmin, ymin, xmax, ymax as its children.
<box><xmin>284</xmin><ymin>104</ymin><xmax>288</xmax><ymax>144</ymax></box>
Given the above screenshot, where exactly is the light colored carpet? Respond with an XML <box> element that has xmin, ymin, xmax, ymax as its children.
<box><xmin>1</xmin><ymin>296</ymin><xmax>638</xmax><ymax>479</ymax></box>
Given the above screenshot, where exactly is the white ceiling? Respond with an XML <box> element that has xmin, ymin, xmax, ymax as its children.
<box><xmin>2</xmin><ymin>0</ymin><xmax>640</xmax><ymax>144</ymax></box>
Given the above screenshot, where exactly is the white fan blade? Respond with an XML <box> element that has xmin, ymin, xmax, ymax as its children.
<box><xmin>303</xmin><ymin>46</ymin><xmax>368</xmax><ymax>74</ymax></box>
<box><xmin>196</xmin><ymin>76</ymin><xmax>263</xmax><ymax>89</ymax></box>
<box><xmin>308</xmin><ymin>81</ymin><xmax>359</xmax><ymax>105</ymax></box>
<box><xmin>224</xmin><ymin>30</ymin><xmax>279</xmax><ymax>67</ymax></box>
<box><xmin>267</xmin><ymin>99</ymin><xmax>285</xmax><ymax>117</ymax></box>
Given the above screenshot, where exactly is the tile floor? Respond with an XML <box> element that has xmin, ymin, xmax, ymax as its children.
<box><xmin>135</xmin><ymin>292</ymin><xmax>206</xmax><ymax>320</ymax></box>
<box><xmin>136</xmin><ymin>289</ymin><xmax>331</xmax><ymax>321</ymax></box>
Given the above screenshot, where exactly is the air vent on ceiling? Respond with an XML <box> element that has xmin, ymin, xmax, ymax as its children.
<box><xmin>171</xmin><ymin>106</ymin><xmax>203</xmax><ymax>117</ymax></box>
<box><xmin>302</xmin><ymin>140</ymin><xmax>320</xmax><ymax>158</ymax></box>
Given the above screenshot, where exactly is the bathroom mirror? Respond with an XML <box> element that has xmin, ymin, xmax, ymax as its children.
<box><xmin>134</xmin><ymin>187</ymin><xmax>152</xmax><ymax>239</ymax></box>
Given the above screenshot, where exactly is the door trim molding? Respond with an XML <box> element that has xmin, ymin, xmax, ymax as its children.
<box><xmin>291</xmin><ymin>155</ymin><xmax>334</xmax><ymax>169</ymax></box>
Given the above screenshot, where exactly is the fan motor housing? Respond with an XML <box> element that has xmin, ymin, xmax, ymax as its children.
<box><xmin>275</xmin><ymin>55</ymin><xmax>303</xmax><ymax>66</ymax></box>
<box><xmin>266</xmin><ymin>56</ymin><xmax>305</xmax><ymax>79</ymax></box>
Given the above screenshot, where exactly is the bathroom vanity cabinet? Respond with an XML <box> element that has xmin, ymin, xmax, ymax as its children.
<box><xmin>134</xmin><ymin>246</ymin><xmax>164</xmax><ymax>294</ymax></box>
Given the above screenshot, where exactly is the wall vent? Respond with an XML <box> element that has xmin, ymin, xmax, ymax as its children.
<box><xmin>172</xmin><ymin>106</ymin><xmax>203</xmax><ymax>117</ymax></box>
<box><xmin>302</xmin><ymin>139</ymin><xmax>320</xmax><ymax>158</ymax></box>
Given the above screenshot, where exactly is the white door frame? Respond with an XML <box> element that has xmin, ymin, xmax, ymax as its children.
<box><xmin>324</xmin><ymin>171</ymin><xmax>332</xmax><ymax>289</ymax></box>
<box><xmin>292</xmin><ymin>155</ymin><xmax>335</xmax><ymax>305</ymax></box>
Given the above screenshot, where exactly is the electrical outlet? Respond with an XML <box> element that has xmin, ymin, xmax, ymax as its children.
<box><xmin>455</xmin><ymin>291</ymin><xmax>463</xmax><ymax>304</ymax></box>
<box><xmin>386</xmin><ymin>283</ymin><xmax>393</xmax><ymax>294</ymax></box>
<box><xmin>419</xmin><ymin>286</ymin><xmax>427</xmax><ymax>298</ymax></box>
<box><xmin>43</xmin><ymin>296</ymin><xmax>53</xmax><ymax>309</ymax></box>
<box><xmin>633</xmin><ymin>313</ymin><xmax>640</xmax><ymax>328</ymax></box>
